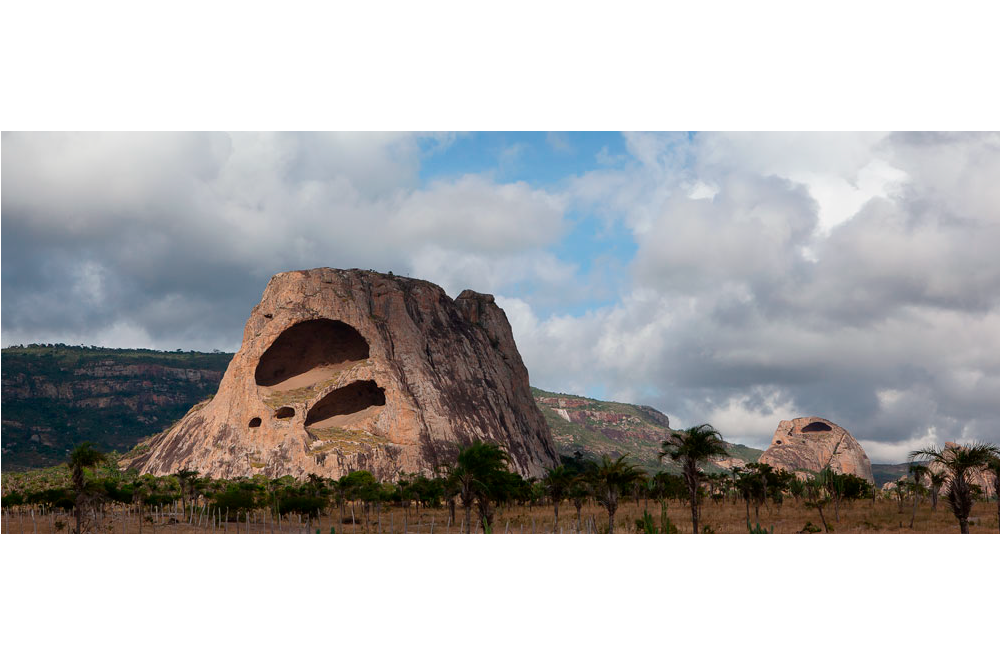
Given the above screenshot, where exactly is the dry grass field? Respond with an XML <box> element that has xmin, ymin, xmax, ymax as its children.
<box><xmin>3</xmin><ymin>496</ymin><xmax>998</xmax><ymax>534</ymax></box>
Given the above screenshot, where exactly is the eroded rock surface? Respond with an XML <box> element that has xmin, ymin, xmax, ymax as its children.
<box><xmin>126</xmin><ymin>268</ymin><xmax>558</xmax><ymax>480</ymax></box>
<box><xmin>759</xmin><ymin>417</ymin><xmax>874</xmax><ymax>483</ymax></box>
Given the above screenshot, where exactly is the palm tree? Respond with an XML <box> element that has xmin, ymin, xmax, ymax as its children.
<box><xmin>175</xmin><ymin>468</ymin><xmax>200</xmax><ymax>514</ymax></box>
<box><xmin>448</xmin><ymin>462</ymin><xmax>477</xmax><ymax>533</ymax></box>
<box><xmin>659</xmin><ymin>424</ymin><xmax>728</xmax><ymax>534</ymax></box>
<box><xmin>910</xmin><ymin>441</ymin><xmax>1000</xmax><ymax>534</ymax></box>
<box><xmin>928</xmin><ymin>471</ymin><xmax>946</xmax><ymax>511</ymax></box>
<box><xmin>453</xmin><ymin>441</ymin><xmax>512</xmax><ymax>533</ymax></box>
<box><xmin>68</xmin><ymin>442</ymin><xmax>106</xmax><ymax>534</ymax></box>
<box><xmin>592</xmin><ymin>455</ymin><xmax>643</xmax><ymax>533</ymax></box>
<box><xmin>908</xmin><ymin>463</ymin><xmax>927</xmax><ymax>529</ymax></box>
<box><xmin>542</xmin><ymin>465</ymin><xmax>575</xmax><ymax>530</ymax></box>
<box><xmin>566</xmin><ymin>476</ymin><xmax>591</xmax><ymax>533</ymax></box>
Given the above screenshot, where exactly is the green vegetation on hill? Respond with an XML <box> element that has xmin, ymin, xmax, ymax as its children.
<box><xmin>2</xmin><ymin>343</ymin><xmax>233</xmax><ymax>369</ymax></box>
<box><xmin>2</xmin><ymin>344</ymin><xmax>233</xmax><ymax>471</ymax></box>
<box><xmin>530</xmin><ymin>387</ymin><xmax>763</xmax><ymax>473</ymax></box>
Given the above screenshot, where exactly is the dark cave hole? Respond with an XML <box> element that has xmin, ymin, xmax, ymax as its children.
<box><xmin>802</xmin><ymin>421</ymin><xmax>833</xmax><ymax>432</ymax></box>
<box><xmin>254</xmin><ymin>319</ymin><xmax>369</xmax><ymax>387</ymax></box>
<box><xmin>305</xmin><ymin>380</ymin><xmax>386</xmax><ymax>427</ymax></box>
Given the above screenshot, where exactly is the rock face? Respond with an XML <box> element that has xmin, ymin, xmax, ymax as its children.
<box><xmin>759</xmin><ymin>417</ymin><xmax>874</xmax><ymax>483</ymax></box>
<box><xmin>127</xmin><ymin>268</ymin><xmax>558</xmax><ymax>480</ymax></box>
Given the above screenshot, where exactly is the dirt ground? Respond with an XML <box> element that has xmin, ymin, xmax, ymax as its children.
<box><xmin>3</xmin><ymin>497</ymin><xmax>999</xmax><ymax>534</ymax></box>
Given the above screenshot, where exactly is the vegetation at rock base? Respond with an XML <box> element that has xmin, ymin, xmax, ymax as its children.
<box><xmin>2</xmin><ymin>445</ymin><xmax>998</xmax><ymax>535</ymax></box>
<box><xmin>3</xmin><ymin>437</ymin><xmax>998</xmax><ymax>534</ymax></box>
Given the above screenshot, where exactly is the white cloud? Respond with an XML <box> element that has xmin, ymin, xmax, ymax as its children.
<box><xmin>528</xmin><ymin>132</ymin><xmax>1000</xmax><ymax>461</ymax></box>
<box><xmin>393</xmin><ymin>174</ymin><xmax>566</xmax><ymax>253</ymax></box>
<box><xmin>2</xmin><ymin>132</ymin><xmax>574</xmax><ymax>351</ymax></box>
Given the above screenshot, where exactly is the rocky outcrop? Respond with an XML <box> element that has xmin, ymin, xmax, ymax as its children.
<box><xmin>126</xmin><ymin>268</ymin><xmax>558</xmax><ymax>480</ymax></box>
<box><xmin>759</xmin><ymin>417</ymin><xmax>874</xmax><ymax>483</ymax></box>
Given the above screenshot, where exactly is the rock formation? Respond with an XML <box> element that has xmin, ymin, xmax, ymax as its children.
<box><xmin>126</xmin><ymin>268</ymin><xmax>558</xmax><ymax>480</ymax></box>
<box><xmin>759</xmin><ymin>417</ymin><xmax>874</xmax><ymax>483</ymax></box>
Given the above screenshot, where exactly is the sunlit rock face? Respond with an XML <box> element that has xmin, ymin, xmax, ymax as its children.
<box><xmin>127</xmin><ymin>268</ymin><xmax>558</xmax><ymax>480</ymax></box>
<box><xmin>759</xmin><ymin>417</ymin><xmax>874</xmax><ymax>483</ymax></box>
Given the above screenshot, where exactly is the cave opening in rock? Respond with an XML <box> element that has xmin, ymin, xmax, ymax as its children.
<box><xmin>305</xmin><ymin>380</ymin><xmax>386</xmax><ymax>429</ymax></box>
<box><xmin>275</xmin><ymin>407</ymin><xmax>295</xmax><ymax>419</ymax></box>
<box><xmin>802</xmin><ymin>421</ymin><xmax>833</xmax><ymax>433</ymax></box>
<box><xmin>254</xmin><ymin>319</ymin><xmax>370</xmax><ymax>390</ymax></box>
<box><xmin>248</xmin><ymin>417</ymin><xmax>262</xmax><ymax>428</ymax></box>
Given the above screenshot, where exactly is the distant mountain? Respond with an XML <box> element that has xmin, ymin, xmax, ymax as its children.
<box><xmin>531</xmin><ymin>387</ymin><xmax>764</xmax><ymax>473</ymax></box>
<box><xmin>871</xmin><ymin>463</ymin><xmax>914</xmax><ymax>487</ymax></box>
<box><xmin>1</xmin><ymin>345</ymin><xmax>232</xmax><ymax>470</ymax></box>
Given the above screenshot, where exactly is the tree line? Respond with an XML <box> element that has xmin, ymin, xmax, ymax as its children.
<box><xmin>3</xmin><ymin>427</ymin><xmax>998</xmax><ymax>534</ymax></box>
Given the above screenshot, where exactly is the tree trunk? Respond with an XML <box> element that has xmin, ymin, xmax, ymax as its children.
<box><xmin>553</xmin><ymin>501</ymin><xmax>559</xmax><ymax>532</ymax></box>
<box><xmin>959</xmin><ymin>517</ymin><xmax>970</xmax><ymax>534</ymax></box>
<box><xmin>910</xmin><ymin>492</ymin><xmax>918</xmax><ymax>529</ymax></box>
<box><xmin>607</xmin><ymin>505</ymin><xmax>616</xmax><ymax>534</ymax></box>
<box><xmin>688</xmin><ymin>485</ymin><xmax>699</xmax><ymax>535</ymax></box>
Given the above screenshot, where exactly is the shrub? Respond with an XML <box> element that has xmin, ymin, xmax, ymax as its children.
<box><xmin>635</xmin><ymin>510</ymin><xmax>658</xmax><ymax>534</ymax></box>
<box><xmin>2</xmin><ymin>493</ymin><xmax>25</xmax><ymax>508</ymax></box>
<box><xmin>747</xmin><ymin>520</ymin><xmax>774</xmax><ymax>534</ymax></box>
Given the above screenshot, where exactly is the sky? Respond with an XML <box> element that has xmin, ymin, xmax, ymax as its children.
<box><xmin>3</xmin><ymin>131</ymin><xmax>1000</xmax><ymax>462</ymax></box>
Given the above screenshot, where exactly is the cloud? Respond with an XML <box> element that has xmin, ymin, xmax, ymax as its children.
<box><xmin>1</xmin><ymin>132</ymin><xmax>571</xmax><ymax>351</ymax></box>
<box><xmin>507</xmin><ymin>132</ymin><xmax>1000</xmax><ymax>462</ymax></box>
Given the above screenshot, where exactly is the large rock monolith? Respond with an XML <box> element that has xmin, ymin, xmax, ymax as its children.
<box><xmin>759</xmin><ymin>417</ymin><xmax>874</xmax><ymax>483</ymax></box>
<box><xmin>126</xmin><ymin>268</ymin><xmax>558</xmax><ymax>480</ymax></box>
